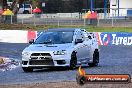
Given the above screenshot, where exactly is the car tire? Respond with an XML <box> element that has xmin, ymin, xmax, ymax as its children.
<box><xmin>88</xmin><ymin>49</ymin><xmax>99</xmax><ymax>67</ymax></box>
<box><xmin>70</xmin><ymin>52</ymin><xmax>77</xmax><ymax>70</ymax></box>
<box><xmin>22</xmin><ymin>67</ymin><xmax>33</xmax><ymax>72</ymax></box>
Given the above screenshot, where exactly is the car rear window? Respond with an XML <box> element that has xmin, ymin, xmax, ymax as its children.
<box><xmin>19</xmin><ymin>4</ymin><xmax>23</xmax><ymax>8</ymax></box>
<box><xmin>25</xmin><ymin>4</ymin><xmax>31</xmax><ymax>8</ymax></box>
<box><xmin>19</xmin><ymin>4</ymin><xmax>31</xmax><ymax>8</ymax></box>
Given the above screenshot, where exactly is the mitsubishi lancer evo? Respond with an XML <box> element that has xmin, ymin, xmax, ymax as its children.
<box><xmin>22</xmin><ymin>28</ymin><xmax>99</xmax><ymax>72</ymax></box>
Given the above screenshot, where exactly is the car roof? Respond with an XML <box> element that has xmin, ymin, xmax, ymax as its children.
<box><xmin>47</xmin><ymin>28</ymin><xmax>80</xmax><ymax>32</ymax></box>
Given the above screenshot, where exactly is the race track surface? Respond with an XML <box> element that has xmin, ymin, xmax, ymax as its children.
<box><xmin>0</xmin><ymin>43</ymin><xmax>132</xmax><ymax>85</ymax></box>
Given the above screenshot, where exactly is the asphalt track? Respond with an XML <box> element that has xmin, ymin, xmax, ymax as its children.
<box><xmin>0</xmin><ymin>43</ymin><xmax>132</xmax><ymax>85</ymax></box>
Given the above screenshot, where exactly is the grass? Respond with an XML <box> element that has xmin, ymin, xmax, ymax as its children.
<box><xmin>87</xmin><ymin>26</ymin><xmax>132</xmax><ymax>32</ymax></box>
<box><xmin>0</xmin><ymin>23</ymin><xmax>132</xmax><ymax>32</ymax></box>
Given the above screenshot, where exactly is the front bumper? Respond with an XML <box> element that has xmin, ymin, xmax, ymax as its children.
<box><xmin>22</xmin><ymin>53</ymin><xmax>71</xmax><ymax>68</ymax></box>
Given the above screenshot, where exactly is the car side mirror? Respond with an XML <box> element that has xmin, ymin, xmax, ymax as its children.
<box><xmin>75</xmin><ymin>39</ymin><xmax>83</xmax><ymax>44</ymax></box>
<box><xmin>88</xmin><ymin>36</ymin><xmax>92</xmax><ymax>39</ymax></box>
<box><xmin>29</xmin><ymin>39</ymin><xmax>34</xmax><ymax>44</ymax></box>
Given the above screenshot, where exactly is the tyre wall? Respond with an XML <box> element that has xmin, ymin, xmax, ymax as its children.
<box><xmin>0</xmin><ymin>30</ymin><xmax>132</xmax><ymax>45</ymax></box>
<box><xmin>96</xmin><ymin>32</ymin><xmax>132</xmax><ymax>45</ymax></box>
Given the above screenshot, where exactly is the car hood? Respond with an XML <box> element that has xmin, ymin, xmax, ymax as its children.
<box><xmin>23</xmin><ymin>43</ymin><xmax>73</xmax><ymax>52</ymax></box>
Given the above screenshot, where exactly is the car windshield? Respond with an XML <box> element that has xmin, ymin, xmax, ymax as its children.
<box><xmin>34</xmin><ymin>31</ymin><xmax>74</xmax><ymax>44</ymax></box>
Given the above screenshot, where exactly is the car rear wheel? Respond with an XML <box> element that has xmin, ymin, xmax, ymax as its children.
<box><xmin>22</xmin><ymin>67</ymin><xmax>33</xmax><ymax>72</ymax></box>
<box><xmin>88</xmin><ymin>49</ymin><xmax>99</xmax><ymax>67</ymax></box>
<box><xmin>70</xmin><ymin>52</ymin><xmax>77</xmax><ymax>70</ymax></box>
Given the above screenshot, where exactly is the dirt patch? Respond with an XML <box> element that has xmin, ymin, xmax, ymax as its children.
<box><xmin>0</xmin><ymin>81</ymin><xmax>132</xmax><ymax>88</ymax></box>
<box><xmin>0</xmin><ymin>57</ymin><xmax>4</xmax><ymax>64</ymax></box>
<box><xmin>0</xmin><ymin>57</ymin><xmax>20</xmax><ymax>72</ymax></box>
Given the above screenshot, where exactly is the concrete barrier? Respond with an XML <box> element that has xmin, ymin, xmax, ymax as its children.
<box><xmin>17</xmin><ymin>14</ymin><xmax>34</xmax><ymax>19</ymax></box>
<box><xmin>0</xmin><ymin>30</ymin><xmax>37</xmax><ymax>43</ymax></box>
<box><xmin>96</xmin><ymin>32</ymin><xmax>132</xmax><ymax>45</ymax></box>
<box><xmin>18</xmin><ymin>13</ymin><xmax>80</xmax><ymax>19</ymax></box>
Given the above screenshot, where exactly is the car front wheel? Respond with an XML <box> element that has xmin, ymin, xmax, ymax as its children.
<box><xmin>70</xmin><ymin>52</ymin><xmax>77</xmax><ymax>70</ymax></box>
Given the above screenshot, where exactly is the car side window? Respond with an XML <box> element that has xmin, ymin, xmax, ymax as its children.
<box><xmin>76</xmin><ymin>31</ymin><xmax>83</xmax><ymax>40</ymax></box>
<box><xmin>81</xmin><ymin>32</ymin><xmax>86</xmax><ymax>41</ymax></box>
<box><xmin>82</xmin><ymin>31</ymin><xmax>88</xmax><ymax>38</ymax></box>
<box><xmin>86</xmin><ymin>32</ymin><xmax>95</xmax><ymax>40</ymax></box>
<box><xmin>81</xmin><ymin>31</ymin><xmax>91</xmax><ymax>41</ymax></box>
<box><xmin>19</xmin><ymin>4</ymin><xmax>23</xmax><ymax>8</ymax></box>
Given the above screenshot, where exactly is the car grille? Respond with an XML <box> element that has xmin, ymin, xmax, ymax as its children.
<box><xmin>29</xmin><ymin>60</ymin><xmax>54</xmax><ymax>65</ymax></box>
<box><xmin>30</xmin><ymin>53</ymin><xmax>52</xmax><ymax>60</ymax></box>
<box><xmin>29</xmin><ymin>53</ymin><xmax>54</xmax><ymax>65</ymax></box>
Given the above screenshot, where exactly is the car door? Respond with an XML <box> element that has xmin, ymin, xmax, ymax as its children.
<box><xmin>74</xmin><ymin>31</ymin><xmax>88</xmax><ymax>63</ymax></box>
<box><xmin>81</xmin><ymin>31</ymin><xmax>92</xmax><ymax>60</ymax></box>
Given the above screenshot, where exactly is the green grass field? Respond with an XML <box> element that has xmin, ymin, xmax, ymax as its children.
<box><xmin>0</xmin><ymin>23</ymin><xmax>132</xmax><ymax>32</ymax></box>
